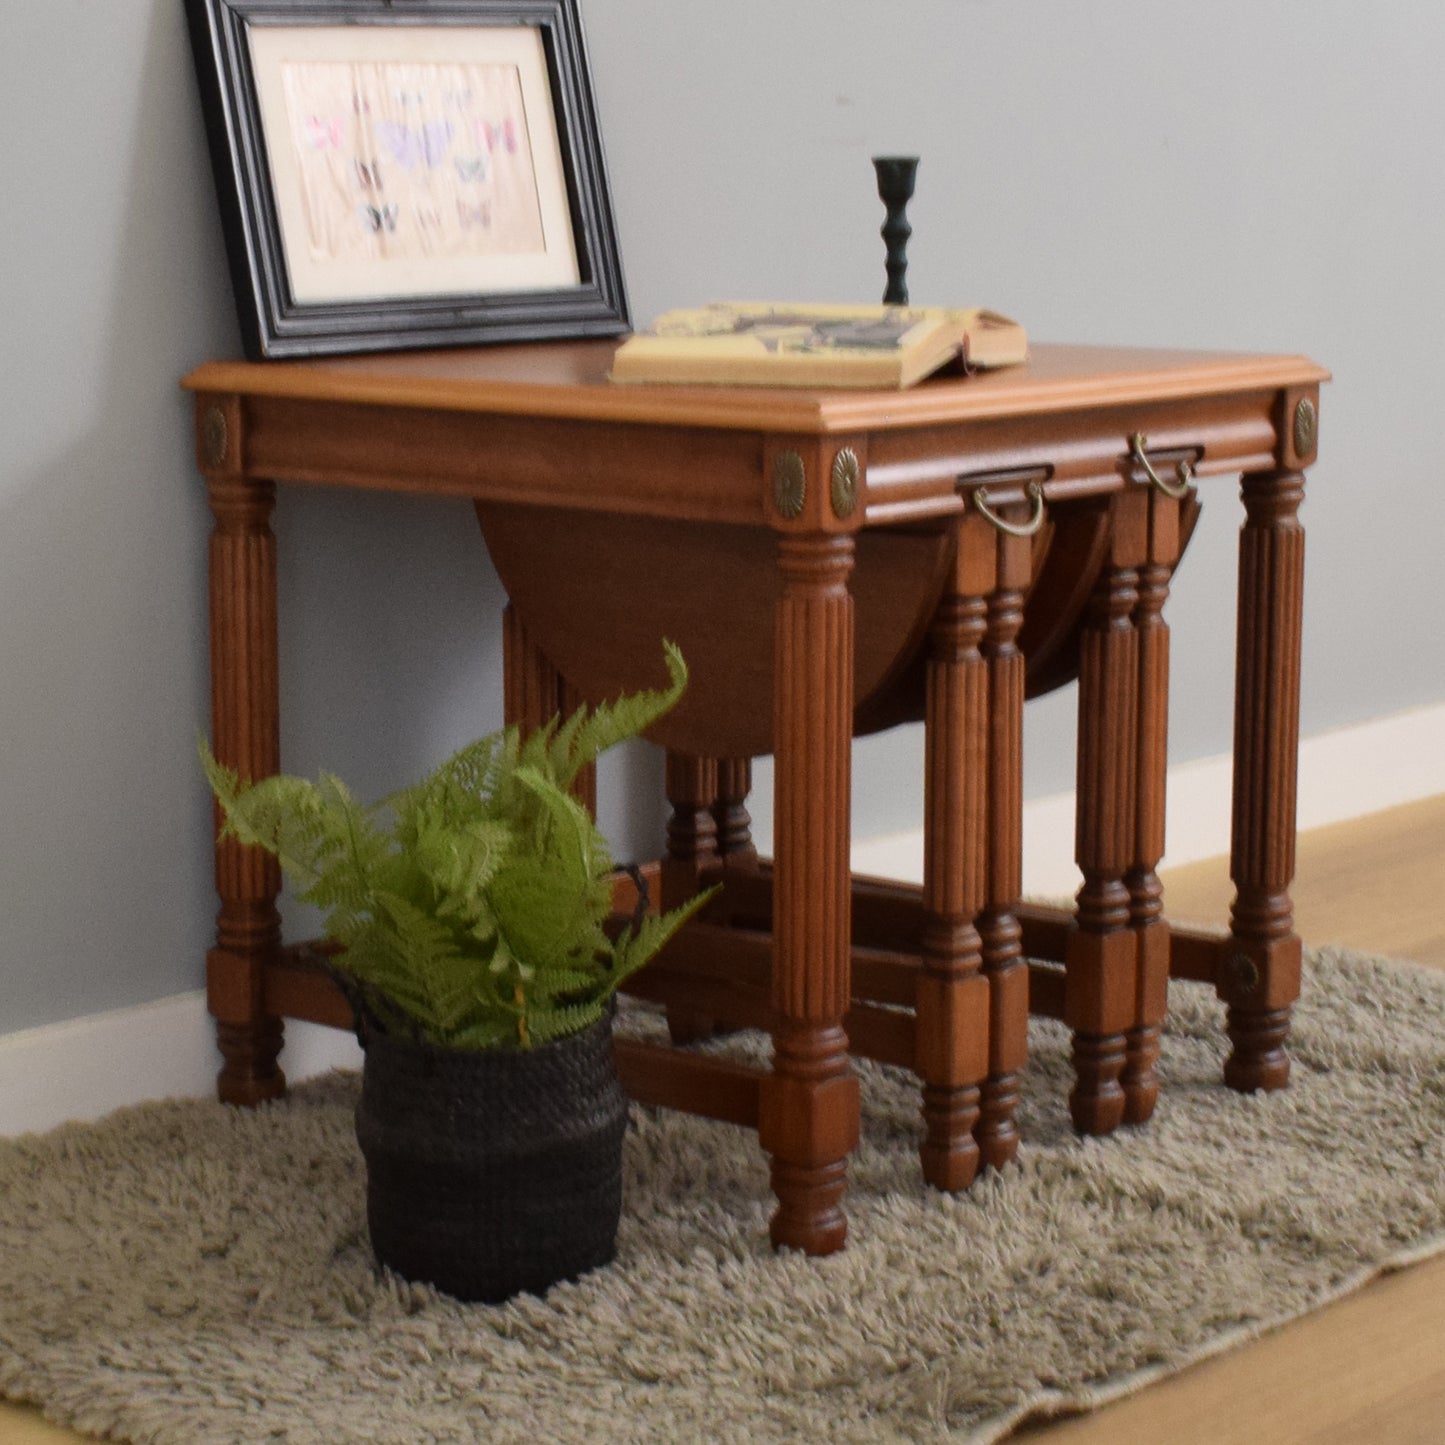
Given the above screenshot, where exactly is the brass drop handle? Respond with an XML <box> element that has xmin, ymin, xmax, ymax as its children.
<box><xmin>1131</xmin><ymin>433</ymin><xmax>1195</xmax><ymax>499</ymax></box>
<box><xmin>972</xmin><ymin>479</ymin><xmax>1046</xmax><ymax>537</ymax></box>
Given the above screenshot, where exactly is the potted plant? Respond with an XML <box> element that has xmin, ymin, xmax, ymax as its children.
<box><xmin>201</xmin><ymin>643</ymin><xmax>708</xmax><ymax>1303</ymax></box>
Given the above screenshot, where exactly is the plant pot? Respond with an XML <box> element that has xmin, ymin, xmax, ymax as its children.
<box><xmin>354</xmin><ymin>1011</ymin><xmax>629</xmax><ymax>1304</ymax></box>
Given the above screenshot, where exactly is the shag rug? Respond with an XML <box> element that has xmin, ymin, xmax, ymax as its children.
<box><xmin>2</xmin><ymin>945</ymin><xmax>1444</xmax><ymax>1445</ymax></box>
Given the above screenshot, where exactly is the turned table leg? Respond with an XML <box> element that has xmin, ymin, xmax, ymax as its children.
<box><xmin>662</xmin><ymin>751</ymin><xmax>719</xmax><ymax>902</ymax></box>
<box><xmin>1223</xmin><ymin>467</ymin><xmax>1306</xmax><ymax>1090</ymax></box>
<box><xmin>713</xmin><ymin>758</ymin><xmax>760</xmax><ymax>869</ymax></box>
<box><xmin>1066</xmin><ymin>490</ymin><xmax>1148</xmax><ymax>1136</ymax></box>
<box><xmin>502</xmin><ymin>602</ymin><xmax>596</xmax><ymax>815</ymax></box>
<box><xmin>661</xmin><ymin>751</ymin><xmax>721</xmax><ymax>1043</ymax></box>
<box><xmin>759</xmin><ymin>532</ymin><xmax>859</xmax><ymax>1255</ymax></box>
<box><xmin>975</xmin><ymin>504</ymin><xmax>1035</xmax><ymax>1170</ymax></box>
<box><xmin>1121</xmin><ymin>487</ymin><xmax>1188</xmax><ymax>1124</ymax></box>
<box><xmin>916</xmin><ymin>513</ymin><xmax>990</xmax><ymax>1191</ymax></box>
<box><xmin>202</xmin><ymin>395</ymin><xmax>285</xmax><ymax>1106</ymax></box>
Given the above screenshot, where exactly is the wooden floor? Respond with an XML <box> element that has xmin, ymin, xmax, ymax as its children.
<box><xmin>4</xmin><ymin>795</ymin><xmax>1443</xmax><ymax>1444</ymax></box>
<box><xmin>1018</xmin><ymin>792</ymin><xmax>1445</xmax><ymax>1445</ymax></box>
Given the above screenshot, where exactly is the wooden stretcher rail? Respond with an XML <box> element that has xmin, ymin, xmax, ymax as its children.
<box><xmin>258</xmin><ymin>875</ymin><xmax>1227</xmax><ymax>1051</ymax></box>
<box><xmin>697</xmin><ymin>868</ymin><xmax>1228</xmax><ymax>983</ymax></box>
<box><xmin>612</xmin><ymin>1038</ymin><xmax>763</xmax><ymax>1127</ymax></box>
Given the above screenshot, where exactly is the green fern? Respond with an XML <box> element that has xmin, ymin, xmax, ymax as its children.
<box><xmin>200</xmin><ymin>643</ymin><xmax>712</xmax><ymax>1050</ymax></box>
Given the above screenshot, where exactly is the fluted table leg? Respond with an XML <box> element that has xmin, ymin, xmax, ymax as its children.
<box><xmin>759</xmin><ymin>532</ymin><xmax>859</xmax><ymax>1255</ymax></box>
<box><xmin>1224</xmin><ymin>468</ymin><xmax>1306</xmax><ymax>1091</ymax></box>
<box><xmin>916</xmin><ymin>513</ymin><xmax>989</xmax><ymax>1191</ymax></box>
<box><xmin>1122</xmin><ymin>488</ymin><xmax>1187</xmax><ymax>1123</ymax></box>
<box><xmin>1066</xmin><ymin>490</ymin><xmax>1148</xmax><ymax>1136</ymax></box>
<box><xmin>202</xmin><ymin>395</ymin><xmax>285</xmax><ymax>1106</ymax></box>
<box><xmin>975</xmin><ymin>509</ymin><xmax>1034</xmax><ymax>1170</ymax></box>
<box><xmin>502</xmin><ymin>602</ymin><xmax>596</xmax><ymax>816</ymax></box>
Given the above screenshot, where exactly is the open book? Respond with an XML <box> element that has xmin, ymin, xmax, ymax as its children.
<box><xmin>609</xmin><ymin>303</ymin><xmax>1027</xmax><ymax>389</ymax></box>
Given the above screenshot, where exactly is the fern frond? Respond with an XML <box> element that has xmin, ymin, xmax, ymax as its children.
<box><xmin>514</xmin><ymin>715</ymin><xmax>561</xmax><ymax>787</ymax></box>
<box><xmin>198</xmin><ymin>640</ymin><xmax>696</xmax><ymax>1051</ymax></box>
<box><xmin>610</xmin><ymin>883</ymin><xmax>720</xmax><ymax>987</ymax></box>
<box><xmin>541</xmin><ymin>704</ymin><xmax>588</xmax><ymax>785</ymax></box>
<box><xmin>491</xmin><ymin>869</ymin><xmax>609</xmax><ymax>979</ymax></box>
<box><xmin>525</xmin><ymin>965</ymin><xmax>612</xmax><ymax>1004</ymax></box>
<box><xmin>387</xmin><ymin>728</ymin><xmax>514</xmax><ymax>840</ymax></box>
<box><xmin>201</xmin><ymin>744</ymin><xmax>337</xmax><ymax>890</ymax></box>
<box><xmin>486</xmin><ymin>769</ymin><xmax>612</xmax><ymax>980</ymax></box>
<box><xmin>341</xmin><ymin>893</ymin><xmax>479</xmax><ymax>1040</ymax></box>
<box><xmin>524</xmin><ymin>998</ymin><xmax>608</xmax><ymax>1047</ymax></box>
<box><xmin>412</xmin><ymin>810</ymin><xmax>512</xmax><ymax>926</ymax></box>
<box><xmin>306</xmin><ymin>772</ymin><xmax>391</xmax><ymax>904</ymax></box>
<box><xmin>551</xmin><ymin>641</ymin><xmax>688</xmax><ymax>787</ymax></box>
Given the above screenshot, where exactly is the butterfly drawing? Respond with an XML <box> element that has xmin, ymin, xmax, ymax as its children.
<box><xmin>376</xmin><ymin>119</ymin><xmax>453</xmax><ymax>170</ymax></box>
<box><xmin>456</xmin><ymin>199</ymin><xmax>492</xmax><ymax>230</ymax></box>
<box><xmin>481</xmin><ymin>118</ymin><xmax>519</xmax><ymax>154</ymax></box>
<box><xmin>302</xmin><ymin>115</ymin><xmax>343</xmax><ymax>150</ymax></box>
<box><xmin>453</xmin><ymin>154</ymin><xmax>489</xmax><ymax>184</ymax></box>
<box><xmin>353</xmin><ymin>159</ymin><xmax>383</xmax><ymax>191</ymax></box>
<box><xmin>359</xmin><ymin>202</ymin><xmax>400</xmax><ymax>234</ymax></box>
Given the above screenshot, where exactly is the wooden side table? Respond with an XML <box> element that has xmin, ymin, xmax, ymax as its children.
<box><xmin>185</xmin><ymin>340</ymin><xmax>1327</xmax><ymax>1255</ymax></box>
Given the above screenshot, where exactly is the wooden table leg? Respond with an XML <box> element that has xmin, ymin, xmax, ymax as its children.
<box><xmin>1223</xmin><ymin>467</ymin><xmax>1306</xmax><ymax>1090</ymax></box>
<box><xmin>1066</xmin><ymin>489</ymin><xmax>1148</xmax><ymax>1135</ymax></box>
<box><xmin>662</xmin><ymin>751</ymin><xmax>720</xmax><ymax>1043</ymax></box>
<box><xmin>759</xmin><ymin>532</ymin><xmax>859</xmax><ymax>1255</ymax></box>
<box><xmin>202</xmin><ymin>395</ymin><xmax>285</xmax><ymax>1106</ymax></box>
<box><xmin>1121</xmin><ymin>488</ymin><xmax>1189</xmax><ymax>1123</ymax></box>
<box><xmin>976</xmin><ymin>510</ymin><xmax>1034</xmax><ymax>1170</ymax></box>
<box><xmin>916</xmin><ymin>513</ymin><xmax>989</xmax><ymax>1191</ymax></box>
<box><xmin>713</xmin><ymin>758</ymin><xmax>760</xmax><ymax>869</ymax></box>
<box><xmin>501</xmin><ymin>601</ymin><xmax>596</xmax><ymax>815</ymax></box>
<box><xmin>662</xmin><ymin>751</ymin><xmax>719</xmax><ymax>899</ymax></box>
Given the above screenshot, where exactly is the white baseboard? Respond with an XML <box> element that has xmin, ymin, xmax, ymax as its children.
<box><xmin>852</xmin><ymin>700</ymin><xmax>1445</xmax><ymax>896</ymax></box>
<box><xmin>0</xmin><ymin>992</ymin><xmax>361</xmax><ymax>1138</ymax></box>
<box><xmin>3</xmin><ymin>703</ymin><xmax>1441</xmax><ymax>1139</ymax></box>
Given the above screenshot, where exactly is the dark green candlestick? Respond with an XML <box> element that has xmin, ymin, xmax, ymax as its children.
<box><xmin>873</xmin><ymin>156</ymin><xmax>918</xmax><ymax>305</ymax></box>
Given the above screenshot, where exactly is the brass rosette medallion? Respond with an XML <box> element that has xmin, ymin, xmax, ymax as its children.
<box><xmin>1293</xmin><ymin>397</ymin><xmax>1318</xmax><ymax>459</ymax></box>
<box><xmin>1230</xmin><ymin>953</ymin><xmax>1261</xmax><ymax>993</ymax></box>
<box><xmin>772</xmin><ymin>451</ymin><xmax>807</xmax><ymax>519</ymax></box>
<box><xmin>830</xmin><ymin>448</ymin><xmax>860</xmax><ymax>520</ymax></box>
<box><xmin>202</xmin><ymin>406</ymin><xmax>229</xmax><ymax>469</ymax></box>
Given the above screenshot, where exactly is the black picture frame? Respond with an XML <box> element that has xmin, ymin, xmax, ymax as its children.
<box><xmin>185</xmin><ymin>0</ymin><xmax>629</xmax><ymax>359</ymax></box>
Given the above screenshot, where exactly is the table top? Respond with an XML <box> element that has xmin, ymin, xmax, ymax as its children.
<box><xmin>184</xmin><ymin>339</ymin><xmax>1329</xmax><ymax>436</ymax></box>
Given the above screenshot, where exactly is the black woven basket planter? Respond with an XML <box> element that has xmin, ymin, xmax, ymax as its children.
<box><xmin>354</xmin><ymin>1011</ymin><xmax>629</xmax><ymax>1304</ymax></box>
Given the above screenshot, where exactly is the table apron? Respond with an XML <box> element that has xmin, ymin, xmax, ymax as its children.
<box><xmin>862</xmin><ymin>390</ymin><xmax>1289</xmax><ymax>524</ymax></box>
<box><xmin>206</xmin><ymin>384</ymin><xmax>1304</xmax><ymax>533</ymax></box>
<box><xmin>234</xmin><ymin>394</ymin><xmax>770</xmax><ymax>525</ymax></box>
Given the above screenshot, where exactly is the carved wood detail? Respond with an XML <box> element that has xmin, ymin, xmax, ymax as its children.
<box><xmin>713</xmin><ymin>757</ymin><xmax>759</xmax><ymax>867</ymax></box>
<box><xmin>661</xmin><ymin>751</ymin><xmax>722</xmax><ymax>1044</ymax></box>
<box><xmin>501</xmin><ymin>601</ymin><xmax>596</xmax><ymax>816</ymax></box>
<box><xmin>915</xmin><ymin>514</ymin><xmax>990</xmax><ymax>1190</ymax></box>
<box><xmin>206</xmin><ymin>449</ymin><xmax>286</xmax><ymax>1106</ymax></box>
<box><xmin>1120</xmin><ymin>489</ymin><xmax>1188</xmax><ymax>1123</ymax></box>
<box><xmin>1065</xmin><ymin>488</ymin><xmax>1146</xmax><ymax>1136</ymax></box>
<box><xmin>976</xmin><ymin>514</ymin><xmax>1034</xmax><ymax>1169</ymax></box>
<box><xmin>759</xmin><ymin>533</ymin><xmax>860</xmax><ymax>1254</ymax></box>
<box><xmin>663</xmin><ymin>753</ymin><xmax>719</xmax><ymax>883</ymax></box>
<box><xmin>1225</xmin><ymin>468</ymin><xmax>1307</xmax><ymax>1091</ymax></box>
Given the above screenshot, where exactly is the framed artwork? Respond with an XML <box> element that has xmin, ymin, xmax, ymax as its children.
<box><xmin>185</xmin><ymin>0</ymin><xmax>629</xmax><ymax>359</ymax></box>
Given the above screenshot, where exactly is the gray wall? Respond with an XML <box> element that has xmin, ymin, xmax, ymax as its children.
<box><xmin>2</xmin><ymin>1</ymin><xmax>1441</xmax><ymax>1035</ymax></box>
